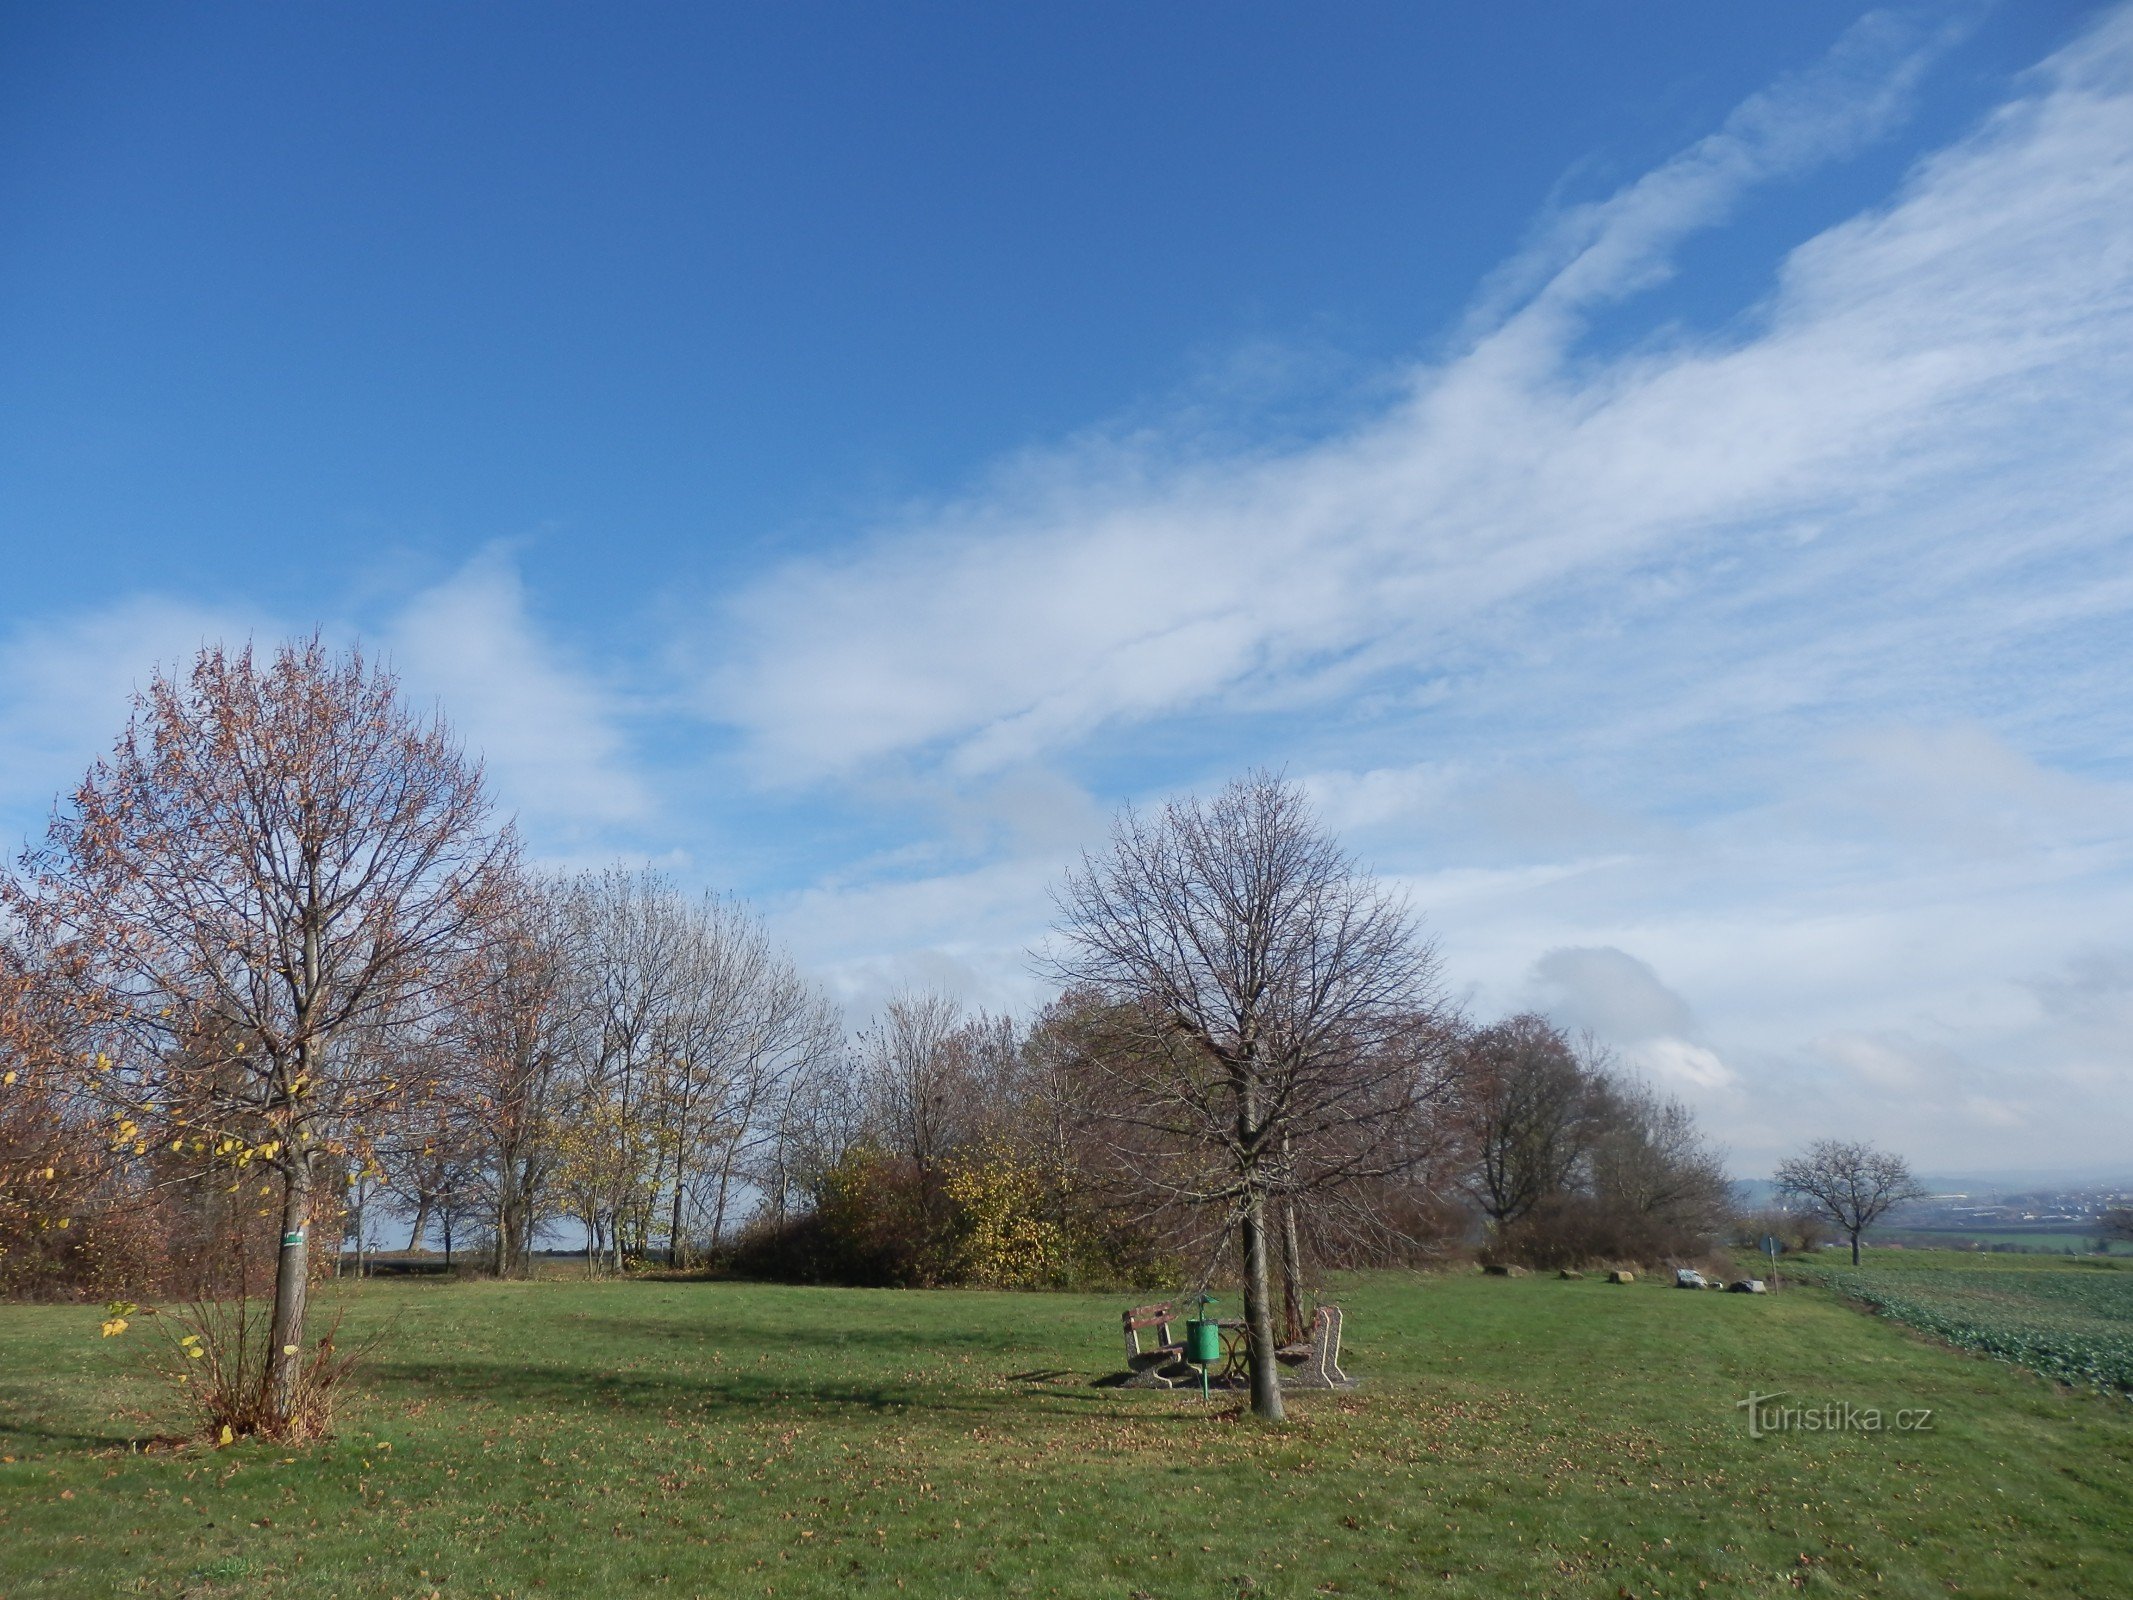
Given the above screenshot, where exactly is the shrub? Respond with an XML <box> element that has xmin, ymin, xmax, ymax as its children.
<box><xmin>104</xmin><ymin>1292</ymin><xmax>364</xmax><ymax>1443</ymax></box>
<box><xmin>1479</xmin><ymin>1193</ymin><xmax>1719</xmax><ymax>1272</ymax></box>
<box><xmin>725</xmin><ymin>1143</ymin><xmax>1176</xmax><ymax>1291</ymax></box>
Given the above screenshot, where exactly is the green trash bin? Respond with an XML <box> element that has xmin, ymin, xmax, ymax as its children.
<box><xmin>1185</xmin><ymin>1318</ymin><xmax>1222</xmax><ymax>1366</ymax></box>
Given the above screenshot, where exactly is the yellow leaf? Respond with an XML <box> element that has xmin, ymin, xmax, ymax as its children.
<box><xmin>100</xmin><ymin>1318</ymin><xmax>128</xmax><ymax>1337</ymax></box>
<box><xmin>2</xmin><ymin>1070</ymin><xmax>15</xmax><ymax>1085</ymax></box>
<box><xmin>218</xmin><ymin>1425</ymin><xmax>233</xmax><ymax>1446</ymax></box>
<box><xmin>282</xmin><ymin>1344</ymin><xmax>298</xmax><ymax>1355</ymax></box>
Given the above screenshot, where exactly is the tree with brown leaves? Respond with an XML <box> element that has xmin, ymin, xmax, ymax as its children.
<box><xmin>2</xmin><ymin>637</ymin><xmax>514</xmax><ymax>1437</ymax></box>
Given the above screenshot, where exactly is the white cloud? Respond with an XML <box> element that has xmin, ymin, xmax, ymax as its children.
<box><xmin>0</xmin><ymin>551</ymin><xmax>653</xmax><ymax>855</ymax></box>
<box><xmin>1528</xmin><ymin>945</ymin><xmax>1702</xmax><ymax>1043</ymax></box>
<box><xmin>765</xmin><ymin>850</ymin><xmax>1061</xmax><ymax>1023</ymax></box>
<box><xmin>1628</xmin><ymin>1039</ymin><xmax>1740</xmax><ymax>1096</ymax></box>
<box><xmin>0</xmin><ymin>595</ymin><xmax>269</xmax><ymax>836</ymax></box>
<box><xmin>703</xmin><ymin>9</ymin><xmax>2133</xmax><ymax>788</ymax></box>
<box><xmin>386</xmin><ymin>548</ymin><xmax>651</xmax><ymax>839</ymax></box>
<box><xmin>1814</xmin><ymin>1032</ymin><xmax>1936</xmax><ymax>1093</ymax></box>
<box><xmin>1302</xmin><ymin>762</ymin><xmax>1463</xmax><ymax>836</ymax></box>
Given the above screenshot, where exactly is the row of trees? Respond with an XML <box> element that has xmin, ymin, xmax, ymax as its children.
<box><xmin>0</xmin><ymin>637</ymin><xmax>1766</xmax><ymax>1431</ymax></box>
<box><xmin>0</xmin><ymin>642</ymin><xmax>856</xmax><ymax>1433</ymax></box>
<box><xmin>446</xmin><ymin>868</ymin><xmax>842</xmax><ymax>1277</ymax></box>
<box><xmin>1460</xmin><ymin>1015</ymin><xmax>1734</xmax><ymax>1269</ymax></box>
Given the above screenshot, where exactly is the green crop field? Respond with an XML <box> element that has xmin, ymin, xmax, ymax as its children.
<box><xmin>1881</xmin><ymin>1231</ymin><xmax>2112</xmax><ymax>1253</ymax></box>
<box><xmin>1795</xmin><ymin>1249</ymin><xmax>2133</xmax><ymax>1396</ymax></box>
<box><xmin>3</xmin><ymin>1267</ymin><xmax>2129</xmax><ymax>1599</ymax></box>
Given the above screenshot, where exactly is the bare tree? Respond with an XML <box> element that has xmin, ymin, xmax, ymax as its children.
<box><xmin>560</xmin><ymin>868</ymin><xmax>693</xmax><ymax>1268</ymax></box>
<box><xmin>752</xmin><ymin>1044</ymin><xmax>869</xmax><ymax>1226</ymax></box>
<box><xmin>1457</xmin><ymin>1015</ymin><xmax>1591</xmax><ymax>1229</ymax></box>
<box><xmin>1774</xmin><ymin>1139</ymin><xmax>1926</xmax><ymax>1266</ymax></box>
<box><xmin>543</xmin><ymin>872</ymin><xmax>840</xmax><ymax>1269</ymax></box>
<box><xmin>841</xmin><ymin>993</ymin><xmax>1008</xmax><ymax>1265</ymax></box>
<box><xmin>856</xmin><ymin>992</ymin><xmax>972</xmax><ymax>1180</ymax></box>
<box><xmin>380</xmin><ymin>1082</ymin><xmax>486</xmax><ymax>1264</ymax></box>
<box><xmin>450</xmin><ymin>870</ymin><xmax>575</xmax><ymax>1277</ymax></box>
<box><xmin>2</xmin><ymin>638</ymin><xmax>512</xmax><ymax>1436</ymax></box>
<box><xmin>656</xmin><ymin>895</ymin><xmax>840</xmax><ymax>1262</ymax></box>
<box><xmin>1584</xmin><ymin>1069</ymin><xmax>1732</xmax><ymax>1238</ymax></box>
<box><xmin>1044</xmin><ymin>772</ymin><xmax>1446</xmax><ymax>1423</ymax></box>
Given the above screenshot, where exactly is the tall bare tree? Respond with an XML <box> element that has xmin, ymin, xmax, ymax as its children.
<box><xmin>449</xmin><ymin>869</ymin><xmax>575</xmax><ymax>1277</ymax></box>
<box><xmin>1045</xmin><ymin>773</ymin><xmax>1446</xmax><ymax>1422</ymax></box>
<box><xmin>752</xmin><ymin>1045</ymin><xmax>869</xmax><ymax>1226</ymax></box>
<box><xmin>657</xmin><ymin>893</ymin><xmax>840</xmax><ymax>1261</ymax></box>
<box><xmin>1774</xmin><ymin>1139</ymin><xmax>1926</xmax><ymax>1266</ymax></box>
<box><xmin>1458</xmin><ymin>1016</ymin><xmax>1594</xmax><ymax>1228</ymax></box>
<box><xmin>856</xmin><ymin>994</ymin><xmax>1020</xmax><ymax>1181</ymax></box>
<box><xmin>541</xmin><ymin>872</ymin><xmax>840</xmax><ymax>1269</ymax></box>
<box><xmin>560</xmin><ymin>868</ymin><xmax>692</xmax><ymax>1267</ymax></box>
<box><xmin>1585</xmin><ymin>1071</ymin><xmax>1731</xmax><ymax>1236</ymax></box>
<box><xmin>2</xmin><ymin>638</ymin><xmax>512</xmax><ymax>1436</ymax></box>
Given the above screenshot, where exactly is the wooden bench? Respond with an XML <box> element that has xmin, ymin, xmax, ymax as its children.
<box><xmin>1274</xmin><ymin>1303</ymin><xmax>1353</xmax><ymax>1389</ymax></box>
<box><xmin>1119</xmin><ymin>1301</ymin><xmax>1197</xmax><ymax>1388</ymax></box>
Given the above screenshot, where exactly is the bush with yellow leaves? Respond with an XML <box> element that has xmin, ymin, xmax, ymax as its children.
<box><xmin>940</xmin><ymin>1145</ymin><xmax>1070</xmax><ymax>1289</ymax></box>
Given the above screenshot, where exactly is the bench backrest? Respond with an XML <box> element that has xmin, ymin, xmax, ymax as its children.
<box><xmin>1122</xmin><ymin>1301</ymin><xmax>1175</xmax><ymax>1359</ymax></box>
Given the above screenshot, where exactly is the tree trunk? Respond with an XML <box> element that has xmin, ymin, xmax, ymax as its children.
<box><xmin>711</xmin><ymin>1140</ymin><xmax>741</xmax><ymax>1248</ymax></box>
<box><xmin>1239</xmin><ymin>1188</ymin><xmax>1286</xmax><ymax>1423</ymax></box>
<box><xmin>493</xmin><ymin>1187</ymin><xmax>510</xmax><ymax>1277</ymax></box>
<box><xmin>1850</xmin><ymin>1229</ymin><xmax>1862</xmax><ymax>1266</ymax></box>
<box><xmin>1279</xmin><ymin>1195</ymin><xmax>1306</xmax><ymax>1346</ymax></box>
<box><xmin>265</xmin><ymin>1158</ymin><xmax>314</xmax><ymax>1431</ymax></box>
<box><xmin>501</xmin><ymin>1161</ymin><xmax>532</xmax><ymax>1277</ymax></box>
<box><xmin>668</xmin><ymin>1180</ymin><xmax>688</xmax><ymax>1270</ymax></box>
<box><xmin>407</xmin><ymin>1195</ymin><xmax>432</xmax><ymax>1254</ymax></box>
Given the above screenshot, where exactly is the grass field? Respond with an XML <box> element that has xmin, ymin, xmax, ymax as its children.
<box><xmin>3</xmin><ymin>1266</ymin><xmax>2130</xmax><ymax>1599</ymax></box>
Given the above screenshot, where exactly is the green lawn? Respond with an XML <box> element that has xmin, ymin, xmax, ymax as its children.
<box><xmin>2</xmin><ymin>1268</ymin><xmax>2128</xmax><ymax>1599</ymax></box>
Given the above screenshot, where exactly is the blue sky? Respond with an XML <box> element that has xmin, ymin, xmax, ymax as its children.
<box><xmin>4</xmin><ymin>2</ymin><xmax>2129</xmax><ymax>1176</ymax></box>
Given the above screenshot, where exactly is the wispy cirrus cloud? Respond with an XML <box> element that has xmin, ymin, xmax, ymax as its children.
<box><xmin>717</xmin><ymin>8</ymin><xmax>2133</xmax><ymax>1176</ymax></box>
<box><xmin>703</xmin><ymin>8</ymin><xmax>2133</xmax><ymax>787</ymax></box>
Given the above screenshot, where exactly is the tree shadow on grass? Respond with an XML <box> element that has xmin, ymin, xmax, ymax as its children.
<box><xmin>361</xmin><ymin>1353</ymin><xmax>1200</xmax><ymax>1427</ymax></box>
<box><xmin>0</xmin><ymin>1405</ymin><xmax>158</xmax><ymax>1452</ymax></box>
<box><xmin>0</xmin><ymin>1372</ymin><xmax>168</xmax><ymax>1453</ymax></box>
<box><xmin>559</xmin><ymin>1314</ymin><xmax>1084</xmax><ymax>1360</ymax></box>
